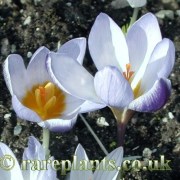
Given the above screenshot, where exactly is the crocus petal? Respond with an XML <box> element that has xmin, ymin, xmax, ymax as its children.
<box><xmin>3</xmin><ymin>54</ymin><xmax>27</xmax><ymax>100</ymax></box>
<box><xmin>58</xmin><ymin>38</ymin><xmax>86</xmax><ymax>65</ymax></box>
<box><xmin>141</xmin><ymin>38</ymin><xmax>175</xmax><ymax>92</ymax></box>
<box><xmin>70</xmin><ymin>144</ymin><xmax>93</xmax><ymax>180</ymax></box>
<box><xmin>38</xmin><ymin>113</ymin><xmax>78</xmax><ymax>132</ymax></box>
<box><xmin>12</xmin><ymin>95</ymin><xmax>41</xmax><ymax>123</ymax></box>
<box><xmin>27</xmin><ymin>46</ymin><xmax>51</xmax><ymax>87</ymax></box>
<box><xmin>79</xmin><ymin>101</ymin><xmax>106</xmax><ymax>113</ymax></box>
<box><xmin>129</xmin><ymin>78</ymin><xmax>171</xmax><ymax>112</ymax></box>
<box><xmin>0</xmin><ymin>142</ymin><xmax>23</xmax><ymax>180</ymax></box>
<box><xmin>94</xmin><ymin>66</ymin><xmax>134</xmax><ymax>108</ymax></box>
<box><xmin>127</xmin><ymin>13</ymin><xmax>162</xmax><ymax>89</ymax></box>
<box><xmin>127</xmin><ymin>0</ymin><xmax>147</xmax><ymax>7</ymax></box>
<box><xmin>88</xmin><ymin>13</ymin><xmax>129</xmax><ymax>72</ymax></box>
<box><xmin>47</xmin><ymin>52</ymin><xmax>100</xmax><ymax>103</ymax></box>
<box><xmin>93</xmin><ymin>146</ymin><xmax>123</xmax><ymax>180</ymax></box>
<box><xmin>63</xmin><ymin>93</ymin><xmax>84</xmax><ymax>115</ymax></box>
<box><xmin>22</xmin><ymin>136</ymin><xmax>45</xmax><ymax>180</ymax></box>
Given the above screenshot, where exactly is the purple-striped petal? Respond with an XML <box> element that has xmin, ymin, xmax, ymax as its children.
<box><xmin>58</xmin><ymin>38</ymin><xmax>86</xmax><ymax>65</ymax></box>
<box><xmin>129</xmin><ymin>78</ymin><xmax>171</xmax><ymax>112</ymax></box>
<box><xmin>94</xmin><ymin>66</ymin><xmax>134</xmax><ymax>108</ymax></box>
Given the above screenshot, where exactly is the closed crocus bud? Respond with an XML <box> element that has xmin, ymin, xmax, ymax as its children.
<box><xmin>127</xmin><ymin>0</ymin><xmax>147</xmax><ymax>8</ymax></box>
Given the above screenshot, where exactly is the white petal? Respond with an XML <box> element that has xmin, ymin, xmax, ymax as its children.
<box><xmin>127</xmin><ymin>13</ymin><xmax>162</xmax><ymax>89</ymax></box>
<box><xmin>129</xmin><ymin>78</ymin><xmax>171</xmax><ymax>112</ymax></box>
<box><xmin>27</xmin><ymin>46</ymin><xmax>51</xmax><ymax>87</ymax></box>
<box><xmin>94</xmin><ymin>66</ymin><xmax>133</xmax><ymax>108</ymax></box>
<box><xmin>63</xmin><ymin>93</ymin><xmax>84</xmax><ymax>115</ymax></box>
<box><xmin>47</xmin><ymin>52</ymin><xmax>100</xmax><ymax>103</ymax></box>
<box><xmin>38</xmin><ymin>112</ymin><xmax>78</xmax><ymax>132</ymax></box>
<box><xmin>79</xmin><ymin>101</ymin><xmax>106</xmax><ymax>113</ymax></box>
<box><xmin>88</xmin><ymin>13</ymin><xmax>129</xmax><ymax>71</ymax></box>
<box><xmin>94</xmin><ymin>147</ymin><xmax>123</xmax><ymax>180</ymax></box>
<box><xmin>58</xmin><ymin>37</ymin><xmax>86</xmax><ymax>64</ymax></box>
<box><xmin>70</xmin><ymin>144</ymin><xmax>93</xmax><ymax>180</ymax></box>
<box><xmin>12</xmin><ymin>95</ymin><xmax>42</xmax><ymax>123</ymax></box>
<box><xmin>127</xmin><ymin>0</ymin><xmax>147</xmax><ymax>7</ymax></box>
<box><xmin>0</xmin><ymin>142</ymin><xmax>23</xmax><ymax>180</ymax></box>
<box><xmin>3</xmin><ymin>54</ymin><xmax>27</xmax><ymax>100</ymax></box>
<box><xmin>141</xmin><ymin>38</ymin><xmax>175</xmax><ymax>92</ymax></box>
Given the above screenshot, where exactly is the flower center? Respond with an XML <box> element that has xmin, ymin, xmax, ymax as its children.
<box><xmin>22</xmin><ymin>82</ymin><xmax>66</xmax><ymax>120</ymax></box>
<box><xmin>123</xmin><ymin>63</ymin><xmax>134</xmax><ymax>81</ymax></box>
<box><xmin>123</xmin><ymin>63</ymin><xmax>141</xmax><ymax>98</ymax></box>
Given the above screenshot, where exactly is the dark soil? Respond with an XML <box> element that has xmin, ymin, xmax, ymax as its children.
<box><xmin>0</xmin><ymin>0</ymin><xmax>180</xmax><ymax>179</ymax></box>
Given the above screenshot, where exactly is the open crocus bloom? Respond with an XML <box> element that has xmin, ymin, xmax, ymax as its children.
<box><xmin>67</xmin><ymin>144</ymin><xmax>123</xmax><ymax>180</ymax></box>
<box><xmin>48</xmin><ymin>13</ymin><xmax>175</xmax><ymax>113</ymax></box>
<box><xmin>0</xmin><ymin>136</ymin><xmax>57</xmax><ymax>180</ymax></box>
<box><xmin>3</xmin><ymin>38</ymin><xmax>86</xmax><ymax>132</ymax></box>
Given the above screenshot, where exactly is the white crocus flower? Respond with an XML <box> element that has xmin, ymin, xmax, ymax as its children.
<box><xmin>67</xmin><ymin>144</ymin><xmax>123</xmax><ymax>180</ymax></box>
<box><xmin>3</xmin><ymin>38</ymin><xmax>86</xmax><ymax>132</ymax></box>
<box><xmin>47</xmin><ymin>13</ymin><xmax>175</xmax><ymax>114</ymax></box>
<box><xmin>0</xmin><ymin>136</ymin><xmax>57</xmax><ymax>180</ymax></box>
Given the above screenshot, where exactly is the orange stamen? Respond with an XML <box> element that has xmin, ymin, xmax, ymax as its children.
<box><xmin>123</xmin><ymin>63</ymin><xmax>134</xmax><ymax>81</ymax></box>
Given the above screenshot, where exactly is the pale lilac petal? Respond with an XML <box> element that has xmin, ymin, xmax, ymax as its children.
<box><xmin>38</xmin><ymin>113</ymin><xmax>78</xmax><ymax>132</ymax></box>
<box><xmin>94</xmin><ymin>66</ymin><xmax>134</xmax><ymax>108</ymax></box>
<box><xmin>127</xmin><ymin>13</ymin><xmax>162</xmax><ymax>89</ymax></box>
<box><xmin>141</xmin><ymin>38</ymin><xmax>175</xmax><ymax>92</ymax></box>
<box><xmin>63</xmin><ymin>93</ymin><xmax>84</xmax><ymax>115</ymax></box>
<box><xmin>47</xmin><ymin>52</ymin><xmax>100</xmax><ymax>103</ymax></box>
<box><xmin>79</xmin><ymin>101</ymin><xmax>106</xmax><ymax>113</ymax></box>
<box><xmin>89</xmin><ymin>13</ymin><xmax>129</xmax><ymax>71</ymax></box>
<box><xmin>27</xmin><ymin>46</ymin><xmax>51</xmax><ymax>87</ymax></box>
<box><xmin>127</xmin><ymin>0</ymin><xmax>147</xmax><ymax>7</ymax></box>
<box><xmin>129</xmin><ymin>78</ymin><xmax>171</xmax><ymax>112</ymax></box>
<box><xmin>12</xmin><ymin>95</ymin><xmax>41</xmax><ymax>123</ymax></box>
<box><xmin>93</xmin><ymin>147</ymin><xmax>123</xmax><ymax>180</ymax></box>
<box><xmin>0</xmin><ymin>142</ymin><xmax>23</xmax><ymax>180</ymax></box>
<box><xmin>3</xmin><ymin>54</ymin><xmax>27</xmax><ymax>100</ymax></box>
<box><xmin>58</xmin><ymin>37</ymin><xmax>86</xmax><ymax>65</ymax></box>
<box><xmin>70</xmin><ymin>144</ymin><xmax>93</xmax><ymax>180</ymax></box>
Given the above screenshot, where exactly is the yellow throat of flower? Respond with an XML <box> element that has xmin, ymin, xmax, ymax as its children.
<box><xmin>22</xmin><ymin>82</ymin><xmax>66</xmax><ymax>120</ymax></box>
<box><xmin>123</xmin><ymin>63</ymin><xmax>141</xmax><ymax>99</ymax></box>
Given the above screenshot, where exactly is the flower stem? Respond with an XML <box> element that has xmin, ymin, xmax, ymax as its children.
<box><xmin>43</xmin><ymin>128</ymin><xmax>50</xmax><ymax>158</ymax></box>
<box><xmin>111</xmin><ymin>108</ymin><xmax>135</xmax><ymax>146</ymax></box>
<box><xmin>129</xmin><ymin>7</ymin><xmax>139</xmax><ymax>28</ymax></box>
<box><xmin>79</xmin><ymin>114</ymin><xmax>108</xmax><ymax>155</ymax></box>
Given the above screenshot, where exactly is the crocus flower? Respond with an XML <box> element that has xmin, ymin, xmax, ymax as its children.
<box><xmin>127</xmin><ymin>0</ymin><xmax>147</xmax><ymax>8</ymax></box>
<box><xmin>67</xmin><ymin>144</ymin><xmax>123</xmax><ymax>180</ymax></box>
<box><xmin>47</xmin><ymin>13</ymin><xmax>175</xmax><ymax>114</ymax></box>
<box><xmin>3</xmin><ymin>38</ymin><xmax>86</xmax><ymax>132</ymax></box>
<box><xmin>0</xmin><ymin>136</ymin><xmax>57</xmax><ymax>180</ymax></box>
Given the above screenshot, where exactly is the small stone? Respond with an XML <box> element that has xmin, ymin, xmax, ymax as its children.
<box><xmin>111</xmin><ymin>0</ymin><xmax>129</xmax><ymax>9</ymax></box>
<box><xmin>74</xmin><ymin>135</ymin><xmax>78</xmax><ymax>142</ymax></box>
<box><xmin>1</xmin><ymin>38</ymin><xmax>10</xmax><ymax>56</ymax></box>
<box><xmin>162</xmin><ymin>117</ymin><xmax>168</xmax><ymax>123</ymax></box>
<box><xmin>96</xmin><ymin>117</ymin><xmax>109</xmax><ymax>127</ymax></box>
<box><xmin>168</xmin><ymin>112</ymin><xmax>174</xmax><ymax>119</ymax></box>
<box><xmin>4</xmin><ymin>113</ymin><xmax>11</xmax><ymax>120</ymax></box>
<box><xmin>142</xmin><ymin>148</ymin><xmax>152</xmax><ymax>159</ymax></box>
<box><xmin>66</xmin><ymin>2</ymin><xmax>72</xmax><ymax>7</ymax></box>
<box><xmin>23</xmin><ymin>16</ymin><xmax>31</xmax><ymax>26</ymax></box>
<box><xmin>14</xmin><ymin>125</ymin><xmax>22</xmax><ymax>135</ymax></box>
<box><xmin>176</xmin><ymin>10</ymin><xmax>180</xmax><ymax>17</ymax></box>
<box><xmin>11</xmin><ymin>44</ymin><xmax>16</xmax><ymax>53</ymax></box>
<box><xmin>27</xmin><ymin>51</ymin><xmax>32</xmax><ymax>58</ymax></box>
<box><xmin>156</xmin><ymin>10</ymin><xmax>174</xmax><ymax>20</ymax></box>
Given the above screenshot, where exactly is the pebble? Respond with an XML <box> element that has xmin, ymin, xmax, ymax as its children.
<box><xmin>14</xmin><ymin>124</ymin><xmax>22</xmax><ymax>136</ymax></box>
<box><xmin>96</xmin><ymin>117</ymin><xmax>109</xmax><ymax>127</ymax></box>
<box><xmin>66</xmin><ymin>2</ymin><xmax>72</xmax><ymax>7</ymax></box>
<box><xmin>23</xmin><ymin>16</ymin><xmax>31</xmax><ymax>26</ymax></box>
<box><xmin>162</xmin><ymin>117</ymin><xmax>168</xmax><ymax>123</ymax></box>
<box><xmin>168</xmin><ymin>112</ymin><xmax>174</xmax><ymax>119</ymax></box>
<box><xmin>4</xmin><ymin>113</ymin><xmax>11</xmax><ymax>120</ymax></box>
<box><xmin>111</xmin><ymin>0</ymin><xmax>129</xmax><ymax>9</ymax></box>
<box><xmin>1</xmin><ymin>38</ymin><xmax>10</xmax><ymax>56</ymax></box>
<box><xmin>11</xmin><ymin>44</ymin><xmax>16</xmax><ymax>53</ymax></box>
<box><xmin>27</xmin><ymin>51</ymin><xmax>32</xmax><ymax>58</ymax></box>
<box><xmin>156</xmin><ymin>10</ymin><xmax>174</xmax><ymax>20</ymax></box>
<box><xmin>176</xmin><ymin>10</ymin><xmax>180</xmax><ymax>17</ymax></box>
<box><xmin>142</xmin><ymin>148</ymin><xmax>152</xmax><ymax>158</ymax></box>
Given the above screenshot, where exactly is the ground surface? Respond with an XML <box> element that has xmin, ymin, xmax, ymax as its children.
<box><xmin>0</xmin><ymin>0</ymin><xmax>180</xmax><ymax>179</ymax></box>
